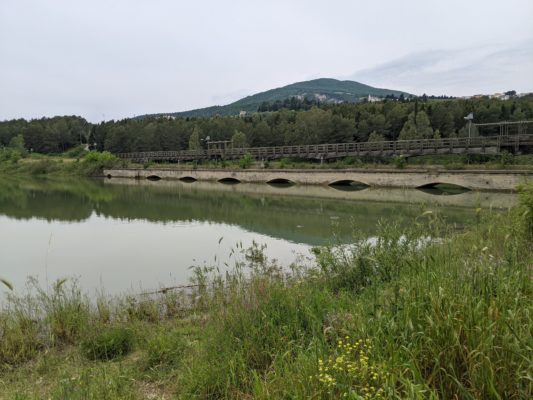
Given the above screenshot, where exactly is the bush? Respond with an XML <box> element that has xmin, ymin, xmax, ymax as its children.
<box><xmin>145</xmin><ymin>329</ymin><xmax>185</xmax><ymax>370</ymax></box>
<box><xmin>81</xmin><ymin>326</ymin><xmax>134</xmax><ymax>361</ymax></box>
<box><xmin>278</xmin><ymin>158</ymin><xmax>289</xmax><ymax>169</ymax></box>
<box><xmin>83</xmin><ymin>150</ymin><xmax>116</xmax><ymax>164</ymax></box>
<box><xmin>239</xmin><ymin>152</ymin><xmax>253</xmax><ymax>169</ymax></box>
<box><xmin>499</xmin><ymin>150</ymin><xmax>514</xmax><ymax>166</ymax></box>
<box><xmin>0</xmin><ymin>148</ymin><xmax>23</xmax><ymax>163</ymax></box>
<box><xmin>392</xmin><ymin>155</ymin><xmax>407</xmax><ymax>169</ymax></box>
<box><xmin>81</xmin><ymin>151</ymin><xmax>119</xmax><ymax>176</ymax></box>
<box><xmin>63</xmin><ymin>145</ymin><xmax>87</xmax><ymax>158</ymax></box>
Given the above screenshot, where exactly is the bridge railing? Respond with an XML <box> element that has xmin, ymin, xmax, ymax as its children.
<box><xmin>116</xmin><ymin>134</ymin><xmax>533</xmax><ymax>161</ymax></box>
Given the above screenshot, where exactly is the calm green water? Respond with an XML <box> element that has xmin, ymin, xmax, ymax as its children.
<box><xmin>0</xmin><ymin>177</ymin><xmax>515</xmax><ymax>296</ymax></box>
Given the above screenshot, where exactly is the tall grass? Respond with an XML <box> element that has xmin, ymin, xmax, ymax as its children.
<box><xmin>1</xmin><ymin>184</ymin><xmax>532</xmax><ymax>398</ymax></box>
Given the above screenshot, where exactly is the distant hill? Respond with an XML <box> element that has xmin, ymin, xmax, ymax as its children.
<box><xmin>141</xmin><ymin>78</ymin><xmax>412</xmax><ymax>119</ymax></box>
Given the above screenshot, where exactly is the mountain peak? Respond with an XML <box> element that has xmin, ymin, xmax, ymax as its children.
<box><xmin>142</xmin><ymin>78</ymin><xmax>411</xmax><ymax>119</ymax></box>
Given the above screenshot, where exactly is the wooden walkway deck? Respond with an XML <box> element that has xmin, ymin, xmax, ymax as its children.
<box><xmin>116</xmin><ymin>134</ymin><xmax>533</xmax><ymax>163</ymax></box>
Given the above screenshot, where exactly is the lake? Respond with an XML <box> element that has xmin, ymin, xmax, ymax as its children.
<box><xmin>0</xmin><ymin>177</ymin><xmax>515</xmax><ymax>296</ymax></box>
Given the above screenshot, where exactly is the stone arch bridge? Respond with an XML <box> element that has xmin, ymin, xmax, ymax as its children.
<box><xmin>104</xmin><ymin>167</ymin><xmax>533</xmax><ymax>192</ymax></box>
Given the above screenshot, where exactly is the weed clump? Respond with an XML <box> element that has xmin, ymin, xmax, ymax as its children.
<box><xmin>144</xmin><ymin>329</ymin><xmax>185</xmax><ymax>370</ymax></box>
<box><xmin>0</xmin><ymin>313</ymin><xmax>41</xmax><ymax>368</ymax></box>
<box><xmin>518</xmin><ymin>180</ymin><xmax>533</xmax><ymax>235</ymax></box>
<box><xmin>81</xmin><ymin>325</ymin><xmax>134</xmax><ymax>361</ymax></box>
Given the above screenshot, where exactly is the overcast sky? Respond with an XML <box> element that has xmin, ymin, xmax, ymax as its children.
<box><xmin>1</xmin><ymin>0</ymin><xmax>532</xmax><ymax>122</ymax></box>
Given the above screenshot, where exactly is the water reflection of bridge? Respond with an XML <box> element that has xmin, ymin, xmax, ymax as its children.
<box><xmin>105</xmin><ymin>178</ymin><xmax>516</xmax><ymax>210</ymax></box>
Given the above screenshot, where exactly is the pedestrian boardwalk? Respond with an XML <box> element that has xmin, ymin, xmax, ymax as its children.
<box><xmin>116</xmin><ymin>134</ymin><xmax>533</xmax><ymax>163</ymax></box>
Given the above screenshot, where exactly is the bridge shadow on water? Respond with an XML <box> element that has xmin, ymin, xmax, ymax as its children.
<box><xmin>266</xmin><ymin>178</ymin><xmax>295</xmax><ymax>188</ymax></box>
<box><xmin>218</xmin><ymin>177</ymin><xmax>241</xmax><ymax>184</ymax></box>
<box><xmin>416</xmin><ymin>183</ymin><xmax>471</xmax><ymax>196</ymax></box>
<box><xmin>328</xmin><ymin>180</ymin><xmax>370</xmax><ymax>192</ymax></box>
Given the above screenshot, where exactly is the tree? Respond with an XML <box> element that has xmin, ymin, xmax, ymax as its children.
<box><xmin>356</xmin><ymin>112</ymin><xmax>389</xmax><ymax>142</ymax></box>
<box><xmin>398</xmin><ymin>111</ymin><xmax>433</xmax><ymax>140</ymax></box>
<box><xmin>104</xmin><ymin>126</ymin><xmax>133</xmax><ymax>153</ymax></box>
<box><xmin>8</xmin><ymin>134</ymin><xmax>26</xmax><ymax>153</ymax></box>
<box><xmin>188</xmin><ymin>126</ymin><xmax>201</xmax><ymax>151</ymax></box>
<box><xmin>367</xmin><ymin>131</ymin><xmax>385</xmax><ymax>142</ymax></box>
<box><xmin>429</xmin><ymin>103</ymin><xmax>455</xmax><ymax>136</ymax></box>
<box><xmin>231</xmin><ymin>130</ymin><xmax>248</xmax><ymax>148</ymax></box>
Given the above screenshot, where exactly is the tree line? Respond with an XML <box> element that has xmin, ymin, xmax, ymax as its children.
<box><xmin>1</xmin><ymin>96</ymin><xmax>532</xmax><ymax>155</ymax></box>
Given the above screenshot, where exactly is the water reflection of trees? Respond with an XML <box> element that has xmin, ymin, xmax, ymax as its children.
<box><xmin>0</xmin><ymin>178</ymin><xmax>485</xmax><ymax>245</ymax></box>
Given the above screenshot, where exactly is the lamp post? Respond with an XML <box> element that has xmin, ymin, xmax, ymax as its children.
<box><xmin>464</xmin><ymin>113</ymin><xmax>474</xmax><ymax>138</ymax></box>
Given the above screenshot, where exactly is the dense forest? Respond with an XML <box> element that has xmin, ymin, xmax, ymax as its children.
<box><xmin>1</xmin><ymin>96</ymin><xmax>532</xmax><ymax>155</ymax></box>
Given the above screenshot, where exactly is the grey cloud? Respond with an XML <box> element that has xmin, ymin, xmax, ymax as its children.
<box><xmin>349</xmin><ymin>43</ymin><xmax>533</xmax><ymax>96</ymax></box>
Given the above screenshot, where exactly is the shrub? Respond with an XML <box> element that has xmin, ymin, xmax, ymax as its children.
<box><xmin>81</xmin><ymin>151</ymin><xmax>119</xmax><ymax>176</ymax></box>
<box><xmin>499</xmin><ymin>150</ymin><xmax>514</xmax><ymax>166</ymax></box>
<box><xmin>278</xmin><ymin>158</ymin><xmax>289</xmax><ymax>169</ymax></box>
<box><xmin>81</xmin><ymin>325</ymin><xmax>134</xmax><ymax>361</ymax></box>
<box><xmin>8</xmin><ymin>134</ymin><xmax>27</xmax><ymax>156</ymax></box>
<box><xmin>63</xmin><ymin>145</ymin><xmax>87</xmax><ymax>158</ymax></box>
<box><xmin>392</xmin><ymin>155</ymin><xmax>407</xmax><ymax>169</ymax></box>
<box><xmin>0</xmin><ymin>148</ymin><xmax>23</xmax><ymax>163</ymax></box>
<box><xmin>83</xmin><ymin>150</ymin><xmax>116</xmax><ymax>164</ymax></box>
<box><xmin>239</xmin><ymin>152</ymin><xmax>253</xmax><ymax>169</ymax></box>
<box><xmin>144</xmin><ymin>329</ymin><xmax>185</xmax><ymax>370</ymax></box>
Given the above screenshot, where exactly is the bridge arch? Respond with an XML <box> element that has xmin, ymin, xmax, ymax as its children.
<box><xmin>266</xmin><ymin>178</ymin><xmax>294</xmax><ymax>186</ymax></box>
<box><xmin>179</xmin><ymin>176</ymin><xmax>197</xmax><ymax>182</ymax></box>
<box><xmin>218</xmin><ymin>177</ymin><xmax>241</xmax><ymax>184</ymax></box>
<box><xmin>416</xmin><ymin>182</ymin><xmax>470</xmax><ymax>195</ymax></box>
<box><xmin>146</xmin><ymin>175</ymin><xmax>162</xmax><ymax>181</ymax></box>
<box><xmin>328</xmin><ymin>180</ymin><xmax>369</xmax><ymax>191</ymax></box>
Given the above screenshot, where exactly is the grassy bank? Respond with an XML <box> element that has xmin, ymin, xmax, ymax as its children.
<box><xmin>1</xmin><ymin>187</ymin><xmax>532</xmax><ymax>399</ymax></box>
<box><xmin>0</xmin><ymin>148</ymin><xmax>126</xmax><ymax>177</ymax></box>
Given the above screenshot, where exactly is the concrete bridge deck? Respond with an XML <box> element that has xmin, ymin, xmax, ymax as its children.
<box><xmin>104</xmin><ymin>167</ymin><xmax>533</xmax><ymax>191</ymax></box>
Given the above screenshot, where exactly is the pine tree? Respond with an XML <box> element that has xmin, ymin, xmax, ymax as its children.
<box><xmin>188</xmin><ymin>126</ymin><xmax>201</xmax><ymax>150</ymax></box>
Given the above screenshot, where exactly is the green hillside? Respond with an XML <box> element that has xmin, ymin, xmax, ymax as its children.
<box><xmin>144</xmin><ymin>78</ymin><xmax>412</xmax><ymax>118</ymax></box>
